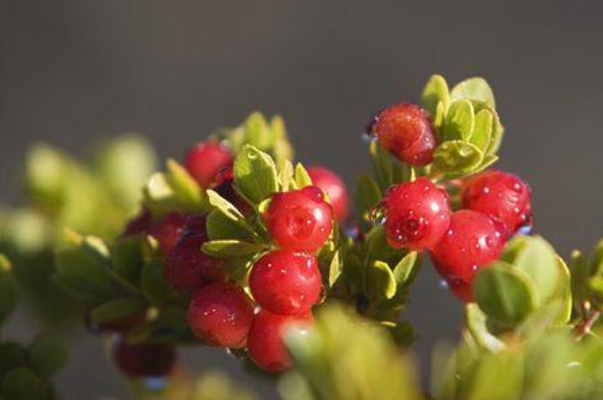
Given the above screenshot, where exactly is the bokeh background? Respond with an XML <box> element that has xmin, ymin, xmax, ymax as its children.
<box><xmin>3</xmin><ymin>1</ymin><xmax>603</xmax><ymax>399</ymax></box>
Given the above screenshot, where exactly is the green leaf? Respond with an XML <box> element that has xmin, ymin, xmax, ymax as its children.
<box><xmin>485</xmin><ymin>108</ymin><xmax>504</xmax><ymax>156</ymax></box>
<box><xmin>2</xmin><ymin>368</ymin><xmax>51</xmax><ymax>400</ymax></box>
<box><xmin>368</xmin><ymin>261</ymin><xmax>397</xmax><ymax>300</ymax></box>
<box><xmin>465</xmin><ymin>304</ymin><xmax>506</xmax><ymax>352</ymax></box>
<box><xmin>432</xmin><ymin>140</ymin><xmax>483</xmax><ymax>175</ymax></box>
<box><xmin>90</xmin><ymin>298</ymin><xmax>146</xmax><ymax>324</ymax></box>
<box><xmin>140</xmin><ymin>259</ymin><xmax>186</xmax><ymax>307</ymax></box>
<box><xmin>245</xmin><ymin>112</ymin><xmax>272</xmax><ymax>151</ymax></box>
<box><xmin>356</xmin><ymin>174</ymin><xmax>382</xmax><ymax>222</ymax></box>
<box><xmin>233</xmin><ymin>145</ymin><xmax>279</xmax><ymax>204</ymax></box>
<box><xmin>28</xmin><ymin>335</ymin><xmax>68</xmax><ymax>378</ymax></box>
<box><xmin>392</xmin><ymin>251</ymin><xmax>420</xmax><ymax>288</ymax></box>
<box><xmin>451</xmin><ymin>77</ymin><xmax>496</xmax><ymax>108</ymax></box>
<box><xmin>111</xmin><ymin>235</ymin><xmax>146</xmax><ymax>286</ymax></box>
<box><xmin>421</xmin><ymin>74</ymin><xmax>450</xmax><ymax>116</ymax></box>
<box><xmin>202</xmin><ymin>240</ymin><xmax>265</xmax><ymax>258</ymax></box>
<box><xmin>511</xmin><ymin>236</ymin><xmax>561</xmax><ymax>302</ymax></box>
<box><xmin>206</xmin><ymin>209</ymin><xmax>256</xmax><ymax>242</ymax></box>
<box><xmin>278</xmin><ymin>159</ymin><xmax>296</xmax><ymax>191</ymax></box>
<box><xmin>474</xmin><ymin>262</ymin><xmax>540</xmax><ymax>326</ymax></box>
<box><xmin>369</xmin><ymin>141</ymin><xmax>394</xmax><ymax>192</ymax></box>
<box><xmin>444</xmin><ymin>100</ymin><xmax>475</xmax><ymax>141</ymax></box>
<box><xmin>271</xmin><ymin>115</ymin><xmax>294</xmax><ymax>167</ymax></box>
<box><xmin>222</xmin><ymin>257</ymin><xmax>255</xmax><ymax>282</ymax></box>
<box><xmin>328</xmin><ymin>251</ymin><xmax>343</xmax><ymax>287</ymax></box>
<box><xmin>294</xmin><ymin>163</ymin><xmax>313</xmax><ymax>188</ymax></box>
<box><xmin>165</xmin><ymin>159</ymin><xmax>207</xmax><ymax>207</ymax></box>
<box><xmin>0</xmin><ymin>256</ymin><xmax>16</xmax><ymax>326</ymax></box>
<box><xmin>470</xmin><ymin>109</ymin><xmax>493</xmax><ymax>151</ymax></box>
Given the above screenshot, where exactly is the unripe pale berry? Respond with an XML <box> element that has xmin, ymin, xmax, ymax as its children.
<box><xmin>307</xmin><ymin>166</ymin><xmax>349</xmax><ymax>223</ymax></box>
<box><xmin>430</xmin><ymin>210</ymin><xmax>505</xmax><ymax>284</ymax></box>
<box><xmin>187</xmin><ymin>282</ymin><xmax>255</xmax><ymax>348</ymax></box>
<box><xmin>113</xmin><ymin>341</ymin><xmax>176</xmax><ymax>378</ymax></box>
<box><xmin>247</xmin><ymin>310</ymin><xmax>312</xmax><ymax>372</ymax></box>
<box><xmin>461</xmin><ymin>170</ymin><xmax>532</xmax><ymax>235</ymax></box>
<box><xmin>382</xmin><ymin>177</ymin><xmax>451</xmax><ymax>251</ymax></box>
<box><xmin>184</xmin><ymin>142</ymin><xmax>233</xmax><ymax>188</ymax></box>
<box><xmin>148</xmin><ymin>212</ymin><xmax>187</xmax><ymax>254</ymax></box>
<box><xmin>368</xmin><ymin>103</ymin><xmax>437</xmax><ymax>166</ymax></box>
<box><xmin>250</xmin><ymin>250</ymin><xmax>322</xmax><ymax>316</ymax></box>
<box><xmin>264</xmin><ymin>186</ymin><xmax>334</xmax><ymax>252</ymax></box>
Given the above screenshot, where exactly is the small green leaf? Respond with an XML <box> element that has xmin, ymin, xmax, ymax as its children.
<box><xmin>356</xmin><ymin>174</ymin><xmax>382</xmax><ymax>222</ymax></box>
<box><xmin>421</xmin><ymin>74</ymin><xmax>450</xmax><ymax>116</ymax></box>
<box><xmin>369</xmin><ymin>141</ymin><xmax>394</xmax><ymax>192</ymax></box>
<box><xmin>485</xmin><ymin>108</ymin><xmax>504</xmax><ymax>156</ymax></box>
<box><xmin>432</xmin><ymin>141</ymin><xmax>483</xmax><ymax>175</ymax></box>
<box><xmin>470</xmin><ymin>109</ymin><xmax>493</xmax><ymax>151</ymax></box>
<box><xmin>111</xmin><ymin>235</ymin><xmax>146</xmax><ymax>286</ymax></box>
<box><xmin>392</xmin><ymin>251</ymin><xmax>420</xmax><ymax>288</ymax></box>
<box><xmin>2</xmin><ymin>368</ymin><xmax>51</xmax><ymax>400</ymax></box>
<box><xmin>465</xmin><ymin>304</ymin><xmax>505</xmax><ymax>352</ymax></box>
<box><xmin>278</xmin><ymin>159</ymin><xmax>296</xmax><ymax>191</ymax></box>
<box><xmin>294</xmin><ymin>163</ymin><xmax>313</xmax><ymax>188</ymax></box>
<box><xmin>451</xmin><ymin>77</ymin><xmax>496</xmax><ymax>108</ymax></box>
<box><xmin>202</xmin><ymin>240</ymin><xmax>265</xmax><ymax>258</ymax></box>
<box><xmin>328</xmin><ymin>251</ymin><xmax>343</xmax><ymax>287</ymax></box>
<box><xmin>165</xmin><ymin>159</ymin><xmax>207</xmax><ymax>207</ymax></box>
<box><xmin>222</xmin><ymin>257</ymin><xmax>255</xmax><ymax>282</ymax></box>
<box><xmin>206</xmin><ymin>209</ymin><xmax>256</xmax><ymax>242</ymax></box>
<box><xmin>90</xmin><ymin>298</ymin><xmax>146</xmax><ymax>324</ymax></box>
<box><xmin>207</xmin><ymin>190</ymin><xmax>245</xmax><ymax>220</ymax></box>
<box><xmin>140</xmin><ymin>259</ymin><xmax>186</xmax><ymax>307</ymax></box>
<box><xmin>28</xmin><ymin>335</ymin><xmax>68</xmax><ymax>378</ymax></box>
<box><xmin>511</xmin><ymin>235</ymin><xmax>560</xmax><ymax>302</ymax></box>
<box><xmin>444</xmin><ymin>100</ymin><xmax>475</xmax><ymax>141</ymax></box>
<box><xmin>245</xmin><ymin>112</ymin><xmax>272</xmax><ymax>151</ymax></box>
<box><xmin>368</xmin><ymin>261</ymin><xmax>397</xmax><ymax>300</ymax></box>
<box><xmin>233</xmin><ymin>145</ymin><xmax>279</xmax><ymax>204</ymax></box>
<box><xmin>474</xmin><ymin>262</ymin><xmax>540</xmax><ymax>326</ymax></box>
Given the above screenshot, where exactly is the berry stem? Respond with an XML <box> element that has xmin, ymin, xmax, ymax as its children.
<box><xmin>574</xmin><ymin>310</ymin><xmax>601</xmax><ymax>338</ymax></box>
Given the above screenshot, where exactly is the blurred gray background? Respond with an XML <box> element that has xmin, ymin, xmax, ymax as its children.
<box><xmin>3</xmin><ymin>1</ymin><xmax>603</xmax><ymax>399</ymax></box>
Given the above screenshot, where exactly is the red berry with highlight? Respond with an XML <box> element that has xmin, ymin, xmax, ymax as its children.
<box><xmin>113</xmin><ymin>341</ymin><xmax>176</xmax><ymax>378</ymax></box>
<box><xmin>462</xmin><ymin>170</ymin><xmax>532</xmax><ymax>235</ymax></box>
<box><xmin>430</xmin><ymin>210</ymin><xmax>505</xmax><ymax>284</ymax></box>
<box><xmin>184</xmin><ymin>141</ymin><xmax>233</xmax><ymax>188</ymax></box>
<box><xmin>148</xmin><ymin>212</ymin><xmax>187</xmax><ymax>254</ymax></box>
<box><xmin>264</xmin><ymin>186</ymin><xmax>334</xmax><ymax>252</ymax></box>
<box><xmin>250</xmin><ymin>250</ymin><xmax>321</xmax><ymax>316</ymax></box>
<box><xmin>307</xmin><ymin>166</ymin><xmax>349</xmax><ymax>223</ymax></box>
<box><xmin>369</xmin><ymin>103</ymin><xmax>437</xmax><ymax>166</ymax></box>
<box><xmin>187</xmin><ymin>282</ymin><xmax>255</xmax><ymax>348</ymax></box>
<box><xmin>247</xmin><ymin>310</ymin><xmax>312</xmax><ymax>372</ymax></box>
<box><xmin>382</xmin><ymin>177</ymin><xmax>451</xmax><ymax>251</ymax></box>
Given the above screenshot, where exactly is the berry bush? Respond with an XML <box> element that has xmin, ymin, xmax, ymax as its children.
<box><xmin>1</xmin><ymin>74</ymin><xmax>602</xmax><ymax>400</ymax></box>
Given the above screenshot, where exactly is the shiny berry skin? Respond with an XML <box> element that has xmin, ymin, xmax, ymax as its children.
<box><xmin>164</xmin><ymin>233</ymin><xmax>224</xmax><ymax>293</ymax></box>
<box><xmin>250</xmin><ymin>250</ymin><xmax>322</xmax><ymax>316</ymax></box>
<box><xmin>247</xmin><ymin>310</ymin><xmax>312</xmax><ymax>372</ymax></box>
<box><xmin>382</xmin><ymin>178</ymin><xmax>451</xmax><ymax>251</ymax></box>
<box><xmin>187</xmin><ymin>282</ymin><xmax>255</xmax><ymax>348</ymax></box>
<box><xmin>264</xmin><ymin>186</ymin><xmax>334</xmax><ymax>252</ymax></box>
<box><xmin>148</xmin><ymin>212</ymin><xmax>187</xmax><ymax>254</ymax></box>
<box><xmin>122</xmin><ymin>209</ymin><xmax>151</xmax><ymax>237</ymax></box>
<box><xmin>430</xmin><ymin>210</ymin><xmax>505</xmax><ymax>284</ymax></box>
<box><xmin>307</xmin><ymin>166</ymin><xmax>349</xmax><ymax>223</ymax></box>
<box><xmin>184</xmin><ymin>141</ymin><xmax>233</xmax><ymax>188</ymax></box>
<box><xmin>113</xmin><ymin>341</ymin><xmax>176</xmax><ymax>378</ymax></box>
<box><xmin>369</xmin><ymin>103</ymin><xmax>437</xmax><ymax>166</ymax></box>
<box><xmin>462</xmin><ymin>170</ymin><xmax>533</xmax><ymax>235</ymax></box>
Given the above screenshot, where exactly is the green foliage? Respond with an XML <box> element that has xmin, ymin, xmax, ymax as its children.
<box><xmin>0</xmin><ymin>256</ymin><xmax>16</xmax><ymax>327</ymax></box>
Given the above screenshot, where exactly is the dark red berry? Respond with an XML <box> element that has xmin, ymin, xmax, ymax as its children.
<box><xmin>184</xmin><ymin>141</ymin><xmax>233</xmax><ymax>188</ymax></box>
<box><xmin>369</xmin><ymin>103</ymin><xmax>437</xmax><ymax>166</ymax></box>
<box><xmin>430</xmin><ymin>210</ymin><xmax>505</xmax><ymax>284</ymax></box>
<box><xmin>447</xmin><ymin>280</ymin><xmax>474</xmax><ymax>303</ymax></box>
<box><xmin>250</xmin><ymin>250</ymin><xmax>322</xmax><ymax>316</ymax></box>
<box><xmin>462</xmin><ymin>170</ymin><xmax>533</xmax><ymax>235</ymax></box>
<box><xmin>307</xmin><ymin>166</ymin><xmax>349</xmax><ymax>223</ymax></box>
<box><xmin>122</xmin><ymin>209</ymin><xmax>151</xmax><ymax>237</ymax></box>
<box><xmin>164</xmin><ymin>233</ymin><xmax>224</xmax><ymax>293</ymax></box>
<box><xmin>382</xmin><ymin>177</ymin><xmax>451</xmax><ymax>251</ymax></box>
<box><xmin>247</xmin><ymin>310</ymin><xmax>312</xmax><ymax>372</ymax></box>
<box><xmin>187</xmin><ymin>282</ymin><xmax>255</xmax><ymax>348</ymax></box>
<box><xmin>264</xmin><ymin>186</ymin><xmax>334</xmax><ymax>252</ymax></box>
<box><xmin>214</xmin><ymin>167</ymin><xmax>251</xmax><ymax>214</ymax></box>
<box><xmin>148</xmin><ymin>212</ymin><xmax>187</xmax><ymax>254</ymax></box>
<box><xmin>182</xmin><ymin>213</ymin><xmax>210</xmax><ymax>235</ymax></box>
<box><xmin>113</xmin><ymin>341</ymin><xmax>176</xmax><ymax>378</ymax></box>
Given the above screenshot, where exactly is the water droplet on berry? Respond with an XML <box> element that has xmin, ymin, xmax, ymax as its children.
<box><xmin>369</xmin><ymin>206</ymin><xmax>387</xmax><ymax>226</ymax></box>
<box><xmin>439</xmin><ymin>280</ymin><xmax>450</xmax><ymax>289</ymax></box>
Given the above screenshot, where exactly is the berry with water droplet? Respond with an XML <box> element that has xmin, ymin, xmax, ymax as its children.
<box><xmin>462</xmin><ymin>170</ymin><xmax>532</xmax><ymax>235</ymax></box>
<box><xmin>113</xmin><ymin>340</ymin><xmax>176</xmax><ymax>378</ymax></box>
<box><xmin>247</xmin><ymin>310</ymin><xmax>313</xmax><ymax>372</ymax></box>
<box><xmin>368</xmin><ymin>103</ymin><xmax>437</xmax><ymax>166</ymax></box>
<box><xmin>382</xmin><ymin>177</ymin><xmax>451</xmax><ymax>250</ymax></box>
<box><xmin>187</xmin><ymin>282</ymin><xmax>255</xmax><ymax>348</ymax></box>
<box><xmin>430</xmin><ymin>210</ymin><xmax>505</xmax><ymax>283</ymax></box>
<box><xmin>307</xmin><ymin>166</ymin><xmax>349</xmax><ymax>223</ymax></box>
<box><xmin>264</xmin><ymin>186</ymin><xmax>334</xmax><ymax>252</ymax></box>
<box><xmin>148</xmin><ymin>212</ymin><xmax>187</xmax><ymax>254</ymax></box>
<box><xmin>250</xmin><ymin>250</ymin><xmax>322</xmax><ymax>316</ymax></box>
<box><xmin>184</xmin><ymin>141</ymin><xmax>233</xmax><ymax>188</ymax></box>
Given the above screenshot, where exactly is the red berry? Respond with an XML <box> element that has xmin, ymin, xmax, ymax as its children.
<box><xmin>307</xmin><ymin>166</ymin><xmax>349</xmax><ymax>223</ymax></box>
<box><xmin>187</xmin><ymin>282</ymin><xmax>255</xmax><ymax>348</ymax></box>
<box><xmin>250</xmin><ymin>250</ymin><xmax>322</xmax><ymax>316</ymax></box>
<box><xmin>184</xmin><ymin>141</ymin><xmax>233</xmax><ymax>188</ymax></box>
<box><xmin>447</xmin><ymin>280</ymin><xmax>474</xmax><ymax>303</ymax></box>
<box><xmin>122</xmin><ymin>209</ymin><xmax>151</xmax><ymax>237</ymax></box>
<box><xmin>247</xmin><ymin>310</ymin><xmax>312</xmax><ymax>372</ymax></box>
<box><xmin>382</xmin><ymin>177</ymin><xmax>451</xmax><ymax>251</ymax></box>
<box><xmin>430</xmin><ymin>210</ymin><xmax>505</xmax><ymax>284</ymax></box>
<box><xmin>461</xmin><ymin>170</ymin><xmax>533</xmax><ymax>234</ymax></box>
<box><xmin>264</xmin><ymin>186</ymin><xmax>334</xmax><ymax>252</ymax></box>
<box><xmin>148</xmin><ymin>212</ymin><xmax>187</xmax><ymax>254</ymax></box>
<box><xmin>113</xmin><ymin>341</ymin><xmax>176</xmax><ymax>378</ymax></box>
<box><xmin>164</xmin><ymin>233</ymin><xmax>224</xmax><ymax>293</ymax></box>
<box><xmin>369</xmin><ymin>103</ymin><xmax>437</xmax><ymax>166</ymax></box>
<box><xmin>182</xmin><ymin>213</ymin><xmax>210</xmax><ymax>235</ymax></box>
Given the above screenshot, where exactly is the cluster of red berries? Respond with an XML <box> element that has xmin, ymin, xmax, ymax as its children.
<box><xmin>115</xmin><ymin>141</ymin><xmax>342</xmax><ymax>374</ymax></box>
<box><xmin>370</xmin><ymin>103</ymin><xmax>532</xmax><ymax>302</ymax></box>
